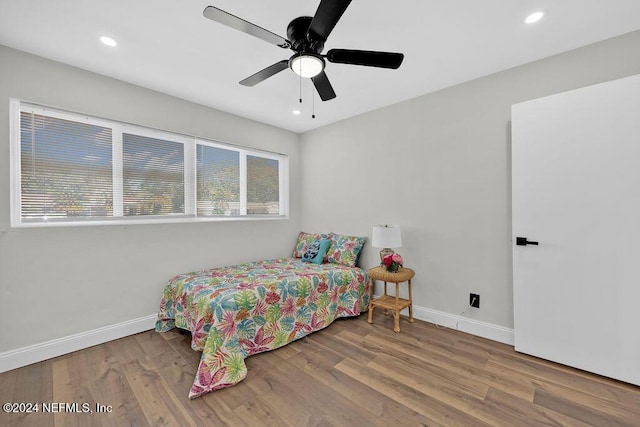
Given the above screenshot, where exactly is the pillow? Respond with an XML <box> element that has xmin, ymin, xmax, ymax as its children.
<box><xmin>325</xmin><ymin>234</ymin><xmax>367</xmax><ymax>267</ymax></box>
<box><xmin>293</xmin><ymin>231</ymin><xmax>333</xmax><ymax>258</ymax></box>
<box><xmin>301</xmin><ymin>239</ymin><xmax>332</xmax><ymax>264</ymax></box>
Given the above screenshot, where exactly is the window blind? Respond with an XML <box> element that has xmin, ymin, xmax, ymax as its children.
<box><xmin>196</xmin><ymin>144</ymin><xmax>240</xmax><ymax>216</ymax></box>
<box><xmin>123</xmin><ymin>133</ymin><xmax>185</xmax><ymax>216</ymax></box>
<box><xmin>20</xmin><ymin>111</ymin><xmax>113</xmax><ymax>221</ymax></box>
<box><xmin>12</xmin><ymin>101</ymin><xmax>288</xmax><ymax>226</ymax></box>
<box><xmin>247</xmin><ymin>155</ymin><xmax>280</xmax><ymax>215</ymax></box>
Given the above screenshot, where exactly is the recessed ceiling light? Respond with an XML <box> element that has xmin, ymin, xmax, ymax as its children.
<box><xmin>525</xmin><ymin>11</ymin><xmax>544</xmax><ymax>24</ymax></box>
<box><xmin>100</xmin><ymin>36</ymin><xmax>117</xmax><ymax>47</ymax></box>
<box><xmin>292</xmin><ymin>110</ymin><xmax>301</xmax><ymax>116</ymax></box>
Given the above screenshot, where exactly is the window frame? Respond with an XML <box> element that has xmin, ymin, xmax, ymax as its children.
<box><xmin>10</xmin><ymin>99</ymin><xmax>289</xmax><ymax>228</ymax></box>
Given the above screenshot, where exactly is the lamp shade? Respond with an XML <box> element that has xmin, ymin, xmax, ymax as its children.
<box><xmin>371</xmin><ymin>224</ymin><xmax>402</xmax><ymax>248</ymax></box>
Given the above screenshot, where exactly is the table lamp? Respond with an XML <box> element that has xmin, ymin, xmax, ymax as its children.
<box><xmin>372</xmin><ymin>224</ymin><xmax>402</xmax><ymax>264</ymax></box>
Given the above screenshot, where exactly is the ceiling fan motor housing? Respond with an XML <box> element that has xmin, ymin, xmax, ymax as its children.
<box><xmin>287</xmin><ymin>16</ymin><xmax>324</xmax><ymax>53</ymax></box>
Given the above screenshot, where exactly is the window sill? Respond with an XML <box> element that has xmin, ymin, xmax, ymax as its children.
<box><xmin>11</xmin><ymin>215</ymin><xmax>289</xmax><ymax>229</ymax></box>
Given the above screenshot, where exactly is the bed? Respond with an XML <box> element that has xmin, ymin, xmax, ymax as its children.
<box><xmin>155</xmin><ymin>232</ymin><xmax>369</xmax><ymax>398</ymax></box>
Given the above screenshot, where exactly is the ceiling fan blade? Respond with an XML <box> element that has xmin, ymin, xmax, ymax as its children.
<box><xmin>203</xmin><ymin>6</ymin><xmax>291</xmax><ymax>49</ymax></box>
<box><xmin>326</xmin><ymin>49</ymin><xmax>404</xmax><ymax>69</ymax></box>
<box><xmin>311</xmin><ymin>71</ymin><xmax>337</xmax><ymax>101</ymax></box>
<box><xmin>239</xmin><ymin>60</ymin><xmax>290</xmax><ymax>87</ymax></box>
<box><xmin>308</xmin><ymin>0</ymin><xmax>352</xmax><ymax>42</ymax></box>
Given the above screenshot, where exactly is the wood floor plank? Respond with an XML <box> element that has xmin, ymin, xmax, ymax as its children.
<box><xmin>242</xmin><ymin>357</ymin><xmax>324</xmax><ymax>425</ymax></box>
<box><xmin>483</xmin><ymin>386</ymin><xmax>594</xmax><ymax>427</ymax></box>
<box><xmin>363</xmin><ymin>354</ymin><xmax>538</xmax><ymax>427</ymax></box>
<box><xmin>257</xmin><ymin>351</ymin><xmax>387</xmax><ymax>426</ymax></box>
<box><xmin>485</xmin><ymin>358</ymin><xmax>640</xmax><ymax>419</ymax></box>
<box><xmin>335</xmin><ymin>357</ymin><xmax>485</xmax><ymax>426</ymax></box>
<box><xmin>232</xmin><ymin>398</ymin><xmax>294</xmax><ymax>427</ymax></box>
<box><xmin>361</xmin><ymin>329</ymin><xmax>489</xmax><ymax>371</ymax></box>
<box><xmin>1</xmin><ymin>311</ymin><xmax>639</xmax><ymax>426</ymax></box>
<box><xmin>534</xmin><ymin>388</ymin><xmax>640</xmax><ymax>427</ymax></box>
<box><xmin>341</xmin><ymin>328</ymin><xmax>497</xmax><ymax>396</ymax></box>
<box><xmin>353</xmin><ymin>328</ymin><xmax>537</xmax><ymax>404</ymax></box>
<box><xmin>277</xmin><ymin>340</ymin><xmax>434</xmax><ymax>425</ymax></box>
<box><xmin>0</xmin><ymin>368</ymin><xmax>18</xmax><ymax>427</ymax></box>
<box><xmin>131</xmin><ymin>331</ymin><xmax>244</xmax><ymax>426</ymax></box>
<box><xmin>490</xmin><ymin>348</ymin><xmax>621</xmax><ymax>393</ymax></box>
<box><xmin>305</xmin><ymin>328</ymin><xmax>378</xmax><ymax>365</ymax></box>
<box><xmin>1</xmin><ymin>360</ymin><xmax>54</xmax><ymax>427</ymax></box>
<box><xmin>51</xmin><ymin>352</ymin><xmax>100</xmax><ymax>427</ymax></box>
<box><xmin>369</xmin><ymin>352</ymin><xmax>489</xmax><ymax>400</ymax></box>
<box><xmin>0</xmin><ymin>366</ymin><xmax>18</xmax><ymax>398</ymax></box>
<box><xmin>110</xmin><ymin>335</ymin><xmax>198</xmax><ymax>426</ymax></box>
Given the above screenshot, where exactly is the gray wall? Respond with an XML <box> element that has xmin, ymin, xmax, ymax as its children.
<box><xmin>299</xmin><ymin>30</ymin><xmax>640</xmax><ymax>329</ymax></box>
<box><xmin>0</xmin><ymin>45</ymin><xmax>301</xmax><ymax>352</ymax></box>
<box><xmin>2</xmin><ymin>30</ymin><xmax>640</xmax><ymax>354</ymax></box>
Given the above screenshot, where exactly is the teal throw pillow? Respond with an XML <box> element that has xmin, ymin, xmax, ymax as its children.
<box><xmin>301</xmin><ymin>239</ymin><xmax>331</xmax><ymax>264</ymax></box>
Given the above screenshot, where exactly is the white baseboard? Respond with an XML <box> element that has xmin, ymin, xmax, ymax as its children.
<box><xmin>412</xmin><ymin>305</ymin><xmax>514</xmax><ymax>345</ymax></box>
<box><xmin>0</xmin><ymin>302</ymin><xmax>514</xmax><ymax>375</ymax></box>
<box><xmin>0</xmin><ymin>314</ymin><xmax>157</xmax><ymax>374</ymax></box>
<box><xmin>373</xmin><ymin>296</ymin><xmax>514</xmax><ymax>345</ymax></box>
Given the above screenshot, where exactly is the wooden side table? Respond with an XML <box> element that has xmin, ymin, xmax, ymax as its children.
<box><xmin>367</xmin><ymin>266</ymin><xmax>415</xmax><ymax>332</ymax></box>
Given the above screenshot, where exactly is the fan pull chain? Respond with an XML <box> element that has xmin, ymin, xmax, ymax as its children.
<box><xmin>299</xmin><ymin>61</ymin><xmax>303</xmax><ymax>104</ymax></box>
<box><xmin>312</xmin><ymin>85</ymin><xmax>316</xmax><ymax>119</ymax></box>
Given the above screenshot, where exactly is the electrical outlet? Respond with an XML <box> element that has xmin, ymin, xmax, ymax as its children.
<box><xmin>470</xmin><ymin>293</ymin><xmax>480</xmax><ymax>308</ymax></box>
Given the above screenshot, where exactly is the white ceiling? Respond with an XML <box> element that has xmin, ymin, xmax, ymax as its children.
<box><xmin>1</xmin><ymin>1</ymin><xmax>640</xmax><ymax>133</ymax></box>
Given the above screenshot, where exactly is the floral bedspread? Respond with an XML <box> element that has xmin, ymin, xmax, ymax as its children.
<box><xmin>155</xmin><ymin>257</ymin><xmax>370</xmax><ymax>398</ymax></box>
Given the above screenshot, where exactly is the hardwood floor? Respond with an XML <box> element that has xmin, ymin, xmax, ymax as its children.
<box><xmin>1</xmin><ymin>312</ymin><xmax>639</xmax><ymax>426</ymax></box>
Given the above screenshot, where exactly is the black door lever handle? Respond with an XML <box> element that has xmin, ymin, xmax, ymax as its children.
<box><xmin>516</xmin><ymin>237</ymin><xmax>538</xmax><ymax>246</ymax></box>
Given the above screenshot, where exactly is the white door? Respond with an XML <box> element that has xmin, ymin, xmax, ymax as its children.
<box><xmin>512</xmin><ymin>73</ymin><xmax>640</xmax><ymax>386</ymax></box>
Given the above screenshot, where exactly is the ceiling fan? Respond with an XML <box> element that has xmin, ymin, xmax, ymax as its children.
<box><xmin>203</xmin><ymin>0</ymin><xmax>404</xmax><ymax>101</ymax></box>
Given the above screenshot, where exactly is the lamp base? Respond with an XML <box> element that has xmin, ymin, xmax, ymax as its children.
<box><xmin>379</xmin><ymin>248</ymin><xmax>395</xmax><ymax>264</ymax></box>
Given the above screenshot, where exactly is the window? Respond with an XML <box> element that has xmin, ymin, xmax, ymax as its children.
<box><xmin>122</xmin><ymin>133</ymin><xmax>185</xmax><ymax>217</ymax></box>
<box><xmin>247</xmin><ymin>155</ymin><xmax>280</xmax><ymax>215</ymax></box>
<box><xmin>19</xmin><ymin>112</ymin><xmax>113</xmax><ymax>220</ymax></box>
<box><xmin>11</xmin><ymin>101</ymin><xmax>288</xmax><ymax>227</ymax></box>
<box><xmin>196</xmin><ymin>144</ymin><xmax>240</xmax><ymax>216</ymax></box>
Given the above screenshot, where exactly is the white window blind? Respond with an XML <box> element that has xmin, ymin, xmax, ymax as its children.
<box><xmin>20</xmin><ymin>111</ymin><xmax>113</xmax><ymax>221</ymax></box>
<box><xmin>247</xmin><ymin>155</ymin><xmax>280</xmax><ymax>215</ymax></box>
<box><xmin>11</xmin><ymin>100</ymin><xmax>288</xmax><ymax>227</ymax></box>
<box><xmin>123</xmin><ymin>133</ymin><xmax>185</xmax><ymax>216</ymax></box>
<box><xmin>196</xmin><ymin>144</ymin><xmax>240</xmax><ymax>216</ymax></box>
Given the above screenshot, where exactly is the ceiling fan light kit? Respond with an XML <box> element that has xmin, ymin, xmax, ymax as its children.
<box><xmin>290</xmin><ymin>53</ymin><xmax>325</xmax><ymax>78</ymax></box>
<box><xmin>203</xmin><ymin>0</ymin><xmax>404</xmax><ymax>102</ymax></box>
